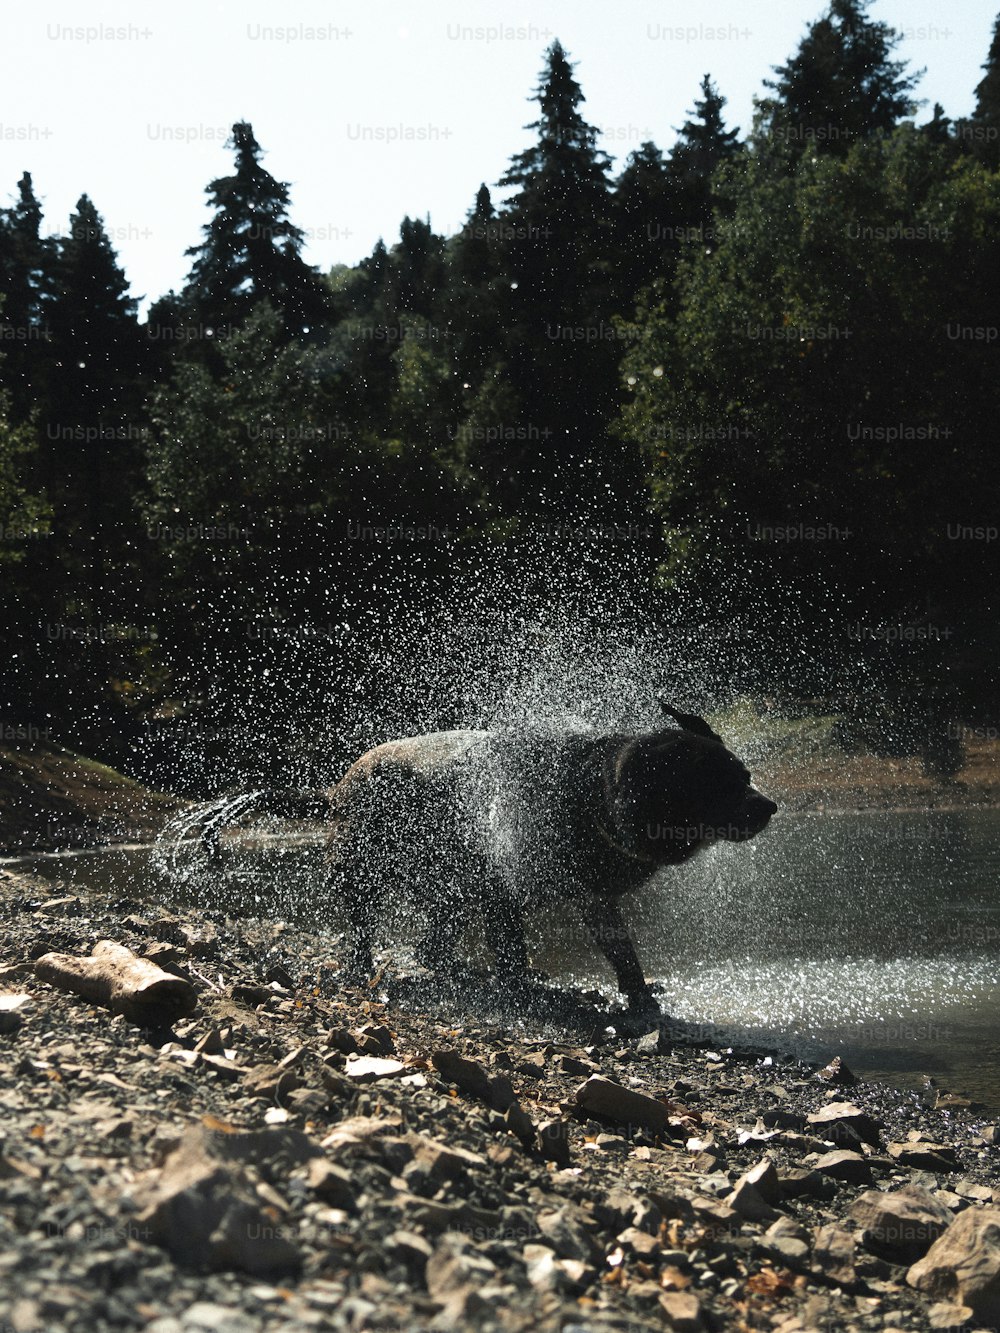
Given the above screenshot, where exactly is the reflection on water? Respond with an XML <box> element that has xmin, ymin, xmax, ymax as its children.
<box><xmin>10</xmin><ymin>808</ymin><xmax>1000</xmax><ymax>1105</ymax></box>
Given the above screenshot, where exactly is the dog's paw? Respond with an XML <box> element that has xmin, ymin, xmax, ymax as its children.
<box><xmin>621</xmin><ymin>988</ymin><xmax>662</xmax><ymax>1036</ymax></box>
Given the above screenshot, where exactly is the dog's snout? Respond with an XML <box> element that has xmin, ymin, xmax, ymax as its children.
<box><xmin>745</xmin><ymin>789</ymin><xmax>778</xmax><ymax>825</ymax></box>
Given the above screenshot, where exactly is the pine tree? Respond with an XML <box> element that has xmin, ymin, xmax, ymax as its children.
<box><xmin>669</xmin><ymin>75</ymin><xmax>741</xmax><ymax>200</ymax></box>
<box><xmin>968</xmin><ymin>14</ymin><xmax>1000</xmax><ymax>166</ymax></box>
<box><xmin>613</xmin><ymin>142</ymin><xmax>673</xmax><ymax>304</ymax></box>
<box><xmin>0</xmin><ymin>173</ymin><xmax>55</xmax><ymax>419</ymax></box>
<box><xmin>180</xmin><ymin>122</ymin><xmax>332</xmax><ymax>336</ymax></box>
<box><xmin>45</xmin><ymin>196</ymin><xmax>145</xmax><ymax>622</ymax></box>
<box><xmin>441</xmin><ymin>184</ymin><xmax>503</xmax><ymax>377</ymax></box>
<box><xmin>494</xmin><ymin>40</ymin><xmax>624</xmax><ymax>515</ymax></box>
<box><xmin>498</xmin><ymin>40</ymin><xmax>613</xmax><ymax>311</ymax></box>
<box><xmin>758</xmin><ymin>0</ymin><xmax>920</xmax><ymax>157</ymax></box>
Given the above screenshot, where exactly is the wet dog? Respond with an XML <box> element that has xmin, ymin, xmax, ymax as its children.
<box><xmin>243</xmin><ymin>708</ymin><xmax>776</xmax><ymax>1018</ymax></box>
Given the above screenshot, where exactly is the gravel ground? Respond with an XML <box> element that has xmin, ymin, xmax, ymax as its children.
<box><xmin>0</xmin><ymin>864</ymin><xmax>998</xmax><ymax>1332</ymax></box>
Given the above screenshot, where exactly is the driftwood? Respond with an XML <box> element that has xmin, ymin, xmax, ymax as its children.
<box><xmin>34</xmin><ymin>940</ymin><xmax>197</xmax><ymax>1025</ymax></box>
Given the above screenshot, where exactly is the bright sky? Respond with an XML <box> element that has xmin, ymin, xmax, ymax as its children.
<box><xmin>3</xmin><ymin>1</ymin><xmax>994</xmax><ymax>312</ymax></box>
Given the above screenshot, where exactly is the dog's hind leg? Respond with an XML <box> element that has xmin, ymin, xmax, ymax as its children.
<box><xmin>483</xmin><ymin>892</ymin><xmax>530</xmax><ymax>978</ymax></box>
<box><xmin>415</xmin><ymin>885</ymin><xmax>465</xmax><ymax>972</ymax></box>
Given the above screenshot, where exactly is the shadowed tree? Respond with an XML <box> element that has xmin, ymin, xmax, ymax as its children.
<box><xmin>494</xmin><ymin>40</ymin><xmax>630</xmax><ymax>515</ymax></box>
<box><xmin>966</xmin><ymin>13</ymin><xmax>1000</xmax><ymax>167</ymax></box>
<box><xmin>757</xmin><ymin>0</ymin><xmax>920</xmax><ymax>158</ymax></box>
<box><xmin>175</xmin><ymin>121</ymin><xmax>333</xmax><ymax>339</ymax></box>
<box><xmin>0</xmin><ymin>173</ymin><xmax>55</xmax><ymax>421</ymax></box>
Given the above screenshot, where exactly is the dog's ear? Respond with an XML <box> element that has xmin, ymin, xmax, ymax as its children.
<box><xmin>657</xmin><ymin>701</ymin><xmax>724</xmax><ymax>745</ymax></box>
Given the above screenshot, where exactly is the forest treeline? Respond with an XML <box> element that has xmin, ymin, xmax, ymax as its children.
<box><xmin>1</xmin><ymin>0</ymin><xmax>998</xmax><ymax>772</ymax></box>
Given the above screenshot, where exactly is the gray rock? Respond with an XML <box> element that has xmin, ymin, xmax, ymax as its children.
<box><xmin>849</xmin><ymin>1184</ymin><xmax>954</xmax><ymax>1263</ymax></box>
<box><xmin>574</xmin><ymin>1075</ymin><xmax>671</xmax><ymax>1133</ymax></box>
<box><xmin>814</xmin><ymin>1149</ymin><xmax>873</xmax><ymax>1185</ymax></box>
<box><xmin>760</xmin><ymin>1216</ymin><xmax>810</xmax><ymax>1266</ymax></box>
<box><xmin>907</xmin><ymin>1206</ymin><xmax>1000</xmax><ymax>1322</ymax></box>
<box><xmin>134</xmin><ymin>1131</ymin><xmax>302</xmax><ymax>1276</ymax></box>
<box><xmin>812</xmin><ymin>1223</ymin><xmax>856</xmax><ymax>1286</ymax></box>
<box><xmin>537</xmin><ymin>1118</ymin><xmax>571</xmax><ymax>1168</ymax></box>
<box><xmin>806</xmin><ymin>1100</ymin><xmax>882</xmax><ymax>1147</ymax></box>
<box><xmin>887</xmin><ymin>1141</ymin><xmax>960</xmax><ymax>1172</ymax></box>
<box><xmin>536</xmin><ymin>1205</ymin><xmax>602</xmax><ymax>1264</ymax></box>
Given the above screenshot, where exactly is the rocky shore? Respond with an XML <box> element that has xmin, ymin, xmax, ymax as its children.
<box><xmin>1</xmin><ymin>864</ymin><xmax>999</xmax><ymax>1332</ymax></box>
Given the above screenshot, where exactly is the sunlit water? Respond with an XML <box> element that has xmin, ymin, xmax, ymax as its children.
<box><xmin>12</xmin><ymin>808</ymin><xmax>1000</xmax><ymax>1106</ymax></box>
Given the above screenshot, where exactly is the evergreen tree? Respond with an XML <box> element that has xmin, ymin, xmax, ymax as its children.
<box><xmin>45</xmin><ymin>195</ymin><xmax>146</xmax><ymax>628</ymax></box>
<box><xmin>494</xmin><ymin>40</ymin><xmax>626</xmax><ymax>515</ymax></box>
<box><xmin>0</xmin><ymin>173</ymin><xmax>55</xmax><ymax>420</ymax></box>
<box><xmin>440</xmin><ymin>184</ymin><xmax>504</xmax><ymax>379</ymax></box>
<box><xmin>180</xmin><ymin>122</ymin><xmax>333</xmax><ymax>336</ymax></box>
<box><xmin>669</xmin><ymin>75</ymin><xmax>741</xmax><ymax>208</ymax></box>
<box><xmin>758</xmin><ymin>0</ymin><xmax>920</xmax><ymax>157</ymax></box>
<box><xmin>967</xmin><ymin>14</ymin><xmax>1000</xmax><ymax>166</ymax></box>
<box><xmin>612</xmin><ymin>141</ymin><xmax>674</xmax><ymax>305</ymax></box>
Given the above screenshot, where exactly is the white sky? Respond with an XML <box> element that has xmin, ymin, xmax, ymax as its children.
<box><xmin>3</xmin><ymin>0</ymin><xmax>994</xmax><ymax>312</ymax></box>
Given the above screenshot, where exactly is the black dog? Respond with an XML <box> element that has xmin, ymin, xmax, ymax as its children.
<box><xmin>235</xmin><ymin>708</ymin><xmax>776</xmax><ymax>1018</ymax></box>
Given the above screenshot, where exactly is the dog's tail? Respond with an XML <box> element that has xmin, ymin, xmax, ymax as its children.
<box><xmin>197</xmin><ymin>787</ymin><xmax>330</xmax><ymax>857</ymax></box>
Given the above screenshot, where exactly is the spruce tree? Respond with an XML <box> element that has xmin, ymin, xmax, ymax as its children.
<box><xmin>613</xmin><ymin>142</ymin><xmax>673</xmax><ymax>304</ymax></box>
<box><xmin>495</xmin><ymin>40</ymin><xmax>624</xmax><ymax>515</ymax></box>
<box><xmin>181</xmin><ymin>121</ymin><xmax>332</xmax><ymax>336</ymax></box>
<box><xmin>0</xmin><ymin>173</ymin><xmax>55</xmax><ymax>420</ymax></box>
<box><xmin>968</xmin><ymin>14</ymin><xmax>1000</xmax><ymax>166</ymax></box>
<box><xmin>759</xmin><ymin>0</ymin><xmax>920</xmax><ymax>157</ymax></box>
<box><xmin>46</xmin><ymin>196</ymin><xmax>145</xmax><ymax>623</ymax></box>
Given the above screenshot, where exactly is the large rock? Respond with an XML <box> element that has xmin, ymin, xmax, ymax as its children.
<box><xmin>907</xmin><ymin>1207</ymin><xmax>1000</xmax><ymax>1322</ymax></box>
<box><xmin>849</xmin><ymin>1185</ymin><xmax>954</xmax><ymax>1263</ymax></box>
<box><xmin>574</xmin><ymin>1075</ymin><xmax>671</xmax><ymax>1133</ymax></box>
<box><xmin>132</xmin><ymin>1126</ymin><xmax>304</xmax><ymax>1275</ymax></box>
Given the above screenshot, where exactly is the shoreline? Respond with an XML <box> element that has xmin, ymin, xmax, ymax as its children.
<box><xmin>2</xmin><ymin>738</ymin><xmax>999</xmax><ymax>857</ymax></box>
<box><xmin>1</xmin><ymin>862</ymin><xmax>998</xmax><ymax>1330</ymax></box>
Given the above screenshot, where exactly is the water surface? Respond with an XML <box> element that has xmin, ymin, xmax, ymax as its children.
<box><xmin>12</xmin><ymin>808</ymin><xmax>1000</xmax><ymax>1106</ymax></box>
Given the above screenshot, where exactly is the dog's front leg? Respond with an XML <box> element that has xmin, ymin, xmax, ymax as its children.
<box><xmin>579</xmin><ymin>894</ymin><xmax>659</xmax><ymax>1018</ymax></box>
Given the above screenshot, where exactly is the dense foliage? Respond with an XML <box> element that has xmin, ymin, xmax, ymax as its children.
<box><xmin>1</xmin><ymin>1</ymin><xmax>997</xmax><ymax>773</ymax></box>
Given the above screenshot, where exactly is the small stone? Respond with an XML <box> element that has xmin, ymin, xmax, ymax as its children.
<box><xmin>927</xmin><ymin>1301</ymin><xmax>975</xmax><ymax>1329</ymax></box>
<box><xmin>887</xmin><ymin>1141</ymin><xmax>960</xmax><ymax>1172</ymax></box>
<box><xmin>536</xmin><ymin>1206</ymin><xmax>601</xmax><ymax>1264</ymax></box>
<box><xmin>386</xmin><ymin>1229</ymin><xmax>432</xmax><ymax>1266</ymax></box>
<box><xmin>306</xmin><ymin>1159</ymin><xmax>355</xmax><ymax>1210</ymax></box>
<box><xmin>814</xmin><ymin>1149</ymin><xmax>873</xmax><ymax>1185</ymax></box>
<box><xmin>777</xmin><ymin>1166</ymin><xmax>834</xmax><ymax>1200</ymax></box>
<box><xmin>537</xmin><ymin>1118</ymin><xmax>571</xmax><ymax>1167</ymax></box>
<box><xmin>807</xmin><ymin>1101</ymin><xmax>882</xmax><ymax>1147</ymax></box>
<box><xmin>815</xmin><ymin>1055</ymin><xmax>858</xmax><ymax>1085</ymax></box>
<box><xmin>726</xmin><ymin>1160</ymin><xmax>780</xmax><ymax>1221</ymax></box>
<box><xmin>658</xmin><ymin>1290</ymin><xmax>704</xmax><ymax>1331</ymax></box>
<box><xmin>761</xmin><ymin>1216</ymin><xmax>810</xmax><ymax>1266</ymax></box>
<box><xmin>431</xmin><ymin>1049</ymin><xmax>492</xmax><ymax>1100</ymax></box>
<box><xmin>0</xmin><ymin>992</ymin><xmax>30</xmax><ymax>1033</ymax></box>
<box><xmin>574</xmin><ymin>1074</ymin><xmax>670</xmax><ymax>1133</ymax></box>
<box><xmin>343</xmin><ymin>1055</ymin><xmax>405</xmax><ymax>1082</ymax></box>
<box><xmin>812</xmin><ymin>1224</ymin><xmax>856</xmax><ymax>1286</ymax></box>
<box><xmin>503</xmin><ymin>1101</ymin><xmax>535</xmax><ymax>1147</ymax></box>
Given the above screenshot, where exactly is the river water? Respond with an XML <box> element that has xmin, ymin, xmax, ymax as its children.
<box><xmin>12</xmin><ymin>808</ymin><xmax>1000</xmax><ymax>1106</ymax></box>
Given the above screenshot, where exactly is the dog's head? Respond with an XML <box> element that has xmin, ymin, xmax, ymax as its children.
<box><xmin>610</xmin><ymin>706</ymin><xmax>777</xmax><ymax>863</ymax></box>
